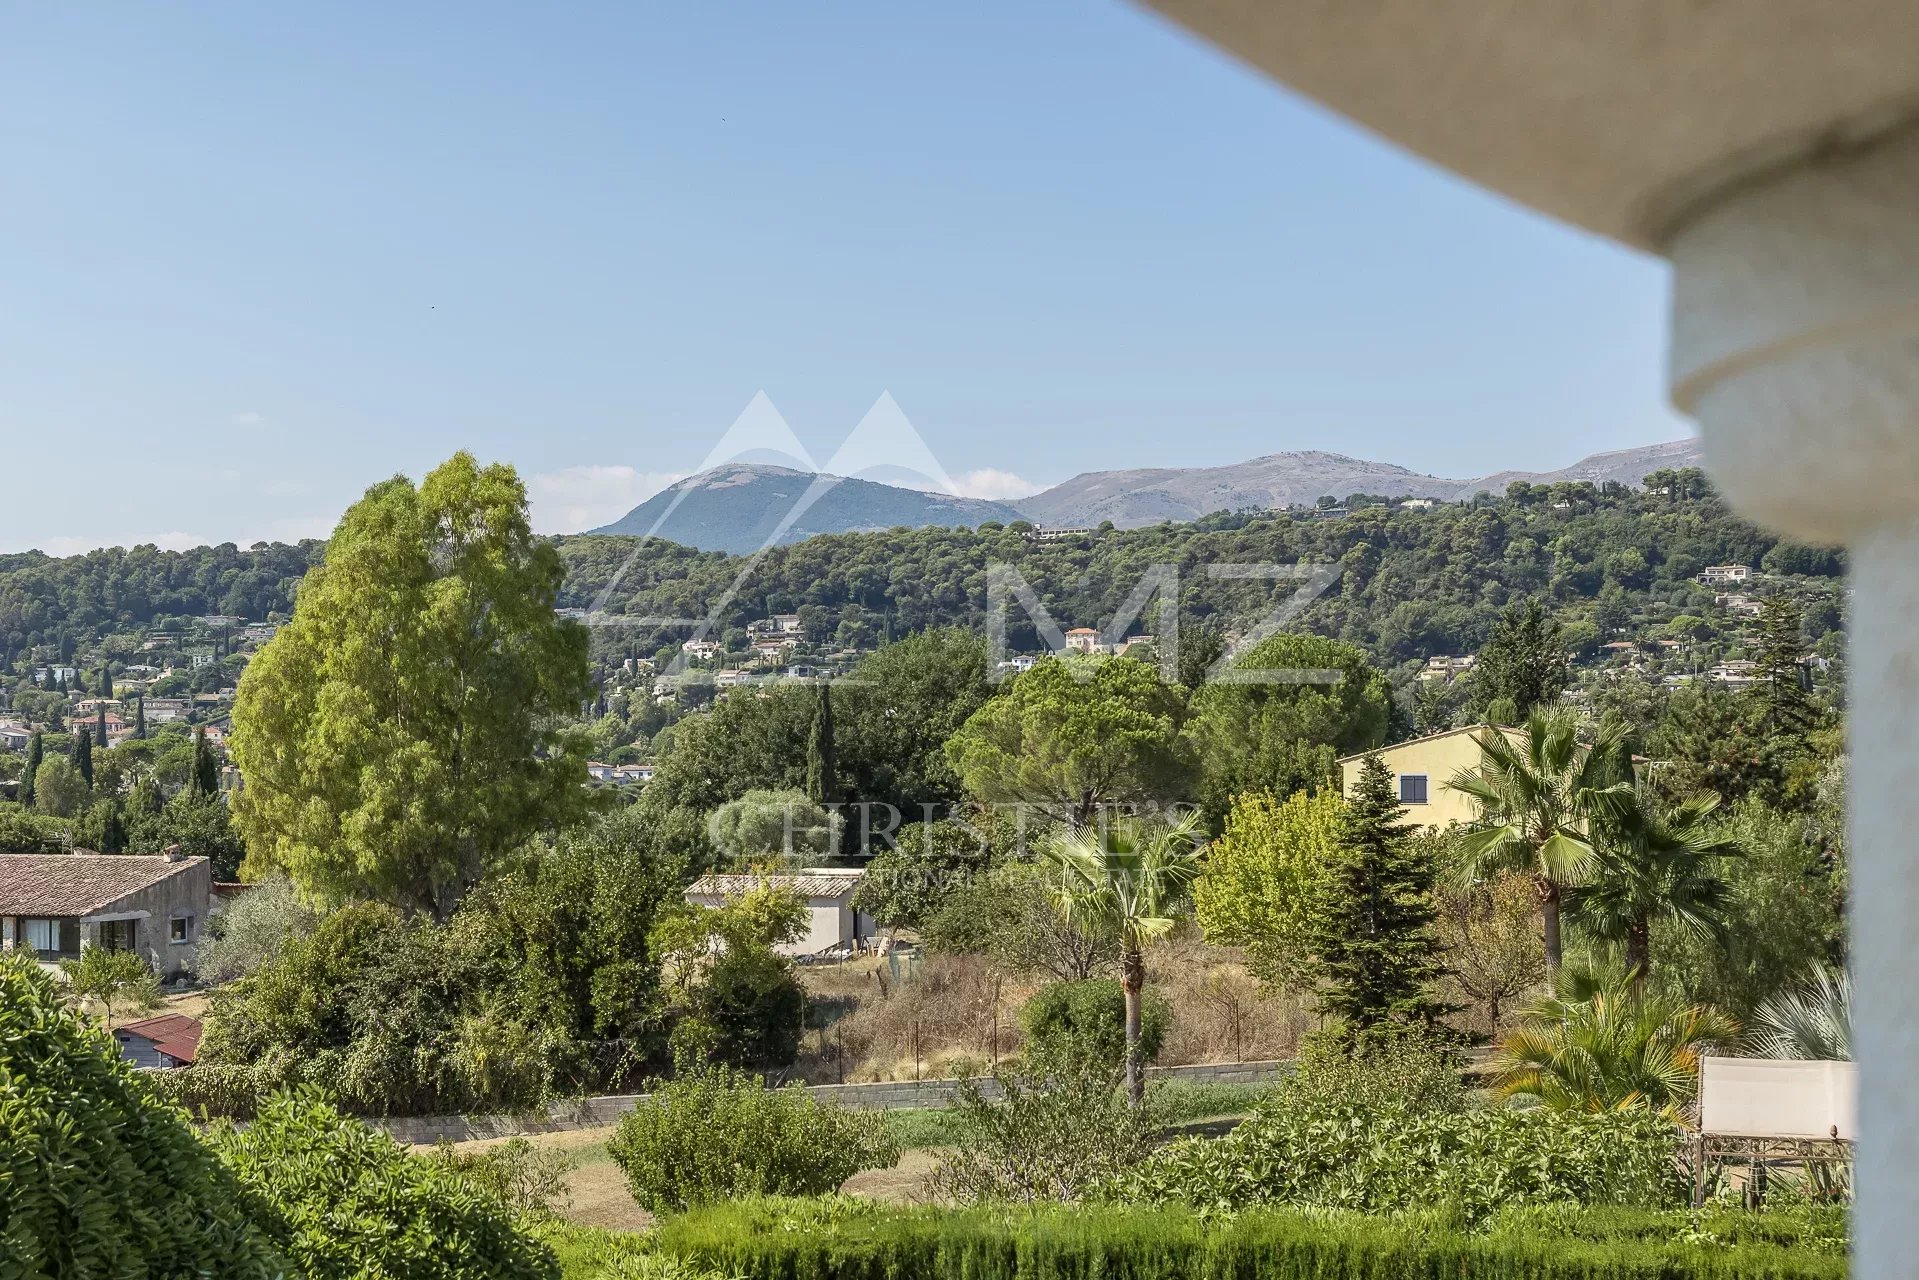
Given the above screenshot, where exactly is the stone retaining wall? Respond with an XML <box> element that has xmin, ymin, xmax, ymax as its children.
<box><xmin>375</xmin><ymin>1058</ymin><xmax>1291</xmax><ymax>1146</ymax></box>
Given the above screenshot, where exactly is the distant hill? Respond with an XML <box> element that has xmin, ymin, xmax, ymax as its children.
<box><xmin>1013</xmin><ymin>438</ymin><xmax>1703</xmax><ymax>528</ymax></box>
<box><xmin>588</xmin><ymin>464</ymin><xmax>1026</xmax><ymax>555</ymax></box>
<box><xmin>1466</xmin><ymin>438</ymin><xmax>1705</xmax><ymax>496</ymax></box>
<box><xmin>581</xmin><ymin>440</ymin><xmax>1706</xmax><ymax>550</ymax></box>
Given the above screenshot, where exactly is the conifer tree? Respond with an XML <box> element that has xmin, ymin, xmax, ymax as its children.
<box><xmin>806</xmin><ymin>679</ymin><xmax>838</xmax><ymax>808</ymax></box>
<box><xmin>70</xmin><ymin>727</ymin><xmax>94</xmax><ymax>789</ymax></box>
<box><xmin>20</xmin><ymin>732</ymin><xmax>41</xmax><ymax>806</ymax></box>
<box><xmin>1309</xmin><ymin>754</ymin><xmax>1453</xmax><ymax>1037</ymax></box>
<box><xmin>129</xmin><ymin>773</ymin><xmax>165</xmax><ymax>819</ymax></box>
<box><xmin>135</xmin><ymin>695</ymin><xmax>146</xmax><ymax>741</ymax></box>
<box><xmin>95</xmin><ymin>704</ymin><xmax>108</xmax><ymax>749</ymax></box>
<box><xmin>1472</xmin><ymin>598</ymin><xmax>1569</xmax><ymax>719</ymax></box>
<box><xmin>191</xmin><ymin>727</ymin><xmax>219</xmax><ymax>800</ymax></box>
<box><xmin>1753</xmin><ymin>593</ymin><xmax>1818</xmax><ymax>736</ymax></box>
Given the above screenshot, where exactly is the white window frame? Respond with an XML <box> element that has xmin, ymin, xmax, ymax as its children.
<box><xmin>169</xmin><ymin>914</ymin><xmax>193</xmax><ymax>945</ymax></box>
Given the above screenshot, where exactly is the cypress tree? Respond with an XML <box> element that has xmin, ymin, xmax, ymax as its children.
<box><xmin>135</xmin><ymin>695</ymin><xmax>146</xmax><ymax>741</ymax></box>
<box><xmin>191</xmin><ymin>727</ymin><xmax>219</xmax><ymax>801</ymax></box>
<box><xmin>20</xmin><ymin>732</ymin><xmax>42</xmax><ymax>806</ymax></box>
<box><xmin>97</xmin><ymin>802</ymin><xmax>128</xmax><ymax>854</ymax></box>
<box><xmin>1309</xmin><ymin>753</ymin><xmax>1454</xmax><ymax>1038</ymax></box>
<box><xmin>99</xmin><ymin>663</ymin><xmax>112</xmax><ymax>701</ymax></box>
<box><xmin>70</xmin><ymin>727</ymin><xmax>94</xmax><ymax>789</ymax></box>
<box><xmin>1473</xmin><ymin>598</ymin><xmax>1569</xmax><ymax>719</ymax></box>
<box><xmin>806</xmin><ymin>680</ymin><xmax>838</xmax><ymax>808</ymax></box>
<box><xmin>95</xmin><ymin>704</ymin><xmax>108</xmax><ymax>749</ymax></box>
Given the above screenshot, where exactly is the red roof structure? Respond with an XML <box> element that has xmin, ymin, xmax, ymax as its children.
<box><xmin>117</xmin><ymin>1013</ymin><xmax>202</xmax><ymax>1064</ymax></box>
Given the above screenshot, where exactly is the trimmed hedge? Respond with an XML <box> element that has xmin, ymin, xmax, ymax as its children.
<box><xmin>648</xmin><ymin>1199</ymin><xmax>1847</xmax><ymax>1280</ymax></box>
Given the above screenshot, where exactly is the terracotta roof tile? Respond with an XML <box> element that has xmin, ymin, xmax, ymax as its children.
<box><xmin>0</xmin><ymin>853</ymin><xmax>207</xmax><ymax>916</ymax></box>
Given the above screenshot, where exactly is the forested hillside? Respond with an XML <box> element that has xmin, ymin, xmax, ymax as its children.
<box><xmin>0</xmin><ymin>543</ymin><xmax>317</xmax><ymax>664</ymax></box>
<box><xmin>554</xmin><ymin>471</ymin><xmax>1846</xmax><ymax>669</ymax></box>
<box><xmin>0</xmin><ymin>471</ymin><xmax>1844</xmax><ymax>679</ymax></box>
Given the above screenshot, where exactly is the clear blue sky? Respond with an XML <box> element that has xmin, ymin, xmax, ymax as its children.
<box><xmin>0</xmin><ymin>1</ymin><xmax>1691</xmax><ymax>553</ymax></box>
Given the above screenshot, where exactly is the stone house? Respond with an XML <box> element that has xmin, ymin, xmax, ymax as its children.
<box><xmin>0</xmin><ymin>851</ymin><xmax>213</xmax><ymax>979</ymax></box>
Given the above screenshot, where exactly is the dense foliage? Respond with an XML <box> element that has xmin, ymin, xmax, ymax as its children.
<box><xmin>213</xmin><ymin>1090</ymin><xmax>559</xmax><ymax>1279</ymax></box>
<box><xmin>1112</xmin><ymin>1040</ymin><xmax>1685</xmax><ymax>1220</ymax></box>
<box><xmin>195</xmin><ymin>806</ymin><xmax>687</xmax><ymax>1114</ymax></box>
<box><xmin>0</xmin><ymin>953</ymin><xmax>282</xmax><ymax>1279</ymax></box>
<box><xmin>1019</xmin><ymin>978</ymin><xmax>1169</xmax><ymax>1068</ymax></box>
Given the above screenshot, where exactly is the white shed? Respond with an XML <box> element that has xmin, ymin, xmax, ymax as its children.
<box><xmin>684</xmin><ymin>870</ymin><xmax>873</xmax><ymax>957</ymax></box>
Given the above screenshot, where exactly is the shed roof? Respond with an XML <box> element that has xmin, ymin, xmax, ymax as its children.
<box><xmin>686</xmin><ymin>871</ymin><xmax>863</xmax><ymax>901</ymax></box>
<box><xmin>118</xmin><ymin>1013</ymin><xmax>203</xmax><ymax>1064</ymax></box>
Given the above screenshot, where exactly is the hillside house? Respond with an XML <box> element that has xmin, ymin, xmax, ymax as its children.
<box><xmin>1708</xmin><ymin>660</ymin><xmax>1762</xmax><ymax>689</ymax></box>
<box><xmin>1063</xmin><ymin>627</ymin><xmax>1103</xmax><ymax>654</ymax></box>
<box><xmin>684</xmin><ymin>870</ymin><xmax>873</xmax><ymax>957</ymax></box>
<box><xmin>1701</xmin><ymin>565</ymin><xmax>1754</xmax><ymax>585</ymax></box>
<box><xmin>1417</xmin><ymin>654</ymin><xmax>1477</xmax><ymax>683</ymax></box>
<box><xmin>0</xmin><ymin>852</ymin><xmax>213</xmax><ymax>979</ymax></box>
<box><xmin>1338</xmin><ymin>725</ymin><xmax>1525</xmax><ymax>830</ymax></box>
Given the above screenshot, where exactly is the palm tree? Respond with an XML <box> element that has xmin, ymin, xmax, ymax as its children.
<box><xmin>1751</xmin><ymin>965</ymin><xmax>1851</xmax><ymax>1061</ymax></box>
<box><xmin>1446</xmin><ymin>707</ymin><xmax>1634</xmax><ymax>973</ymax></box>
<box><xmin>1040</xmin><ymin>812</ymin><xmax>1207</xmax><ymax>1108</ymax></box>
<box><xmin>1494</xmin><ymin>966</ymin><xmax>1738</xmax><ymax>1118</ymax></box>
<box><xmin>1566</xmin><ymin>788</ymin><xmax>1738</xmax><ymax>990</ymax></box>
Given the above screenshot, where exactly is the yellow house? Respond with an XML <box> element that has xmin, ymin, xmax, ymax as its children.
<box><xmin>1337</xmin><ymin>725</ymin><xmax>1522</xmax><ymax>830</ymax></box>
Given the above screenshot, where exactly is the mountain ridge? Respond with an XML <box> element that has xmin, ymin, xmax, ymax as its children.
<box><xmin>583</xmin><ymin>439</ymin><xmax>1704</xmax><ymax>551</ymax></box>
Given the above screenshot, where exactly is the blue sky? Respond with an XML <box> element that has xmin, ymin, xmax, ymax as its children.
<box><xmin>0</xmin><ymin>1</ymin><xmax>1690</xmax><ymax>554</ymax></box>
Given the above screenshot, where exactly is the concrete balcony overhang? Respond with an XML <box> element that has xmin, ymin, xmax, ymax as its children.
<box><xmin>1141</xmin><ymin>0</ymin><xmax>1919</xmax><ymax>250</ymax></box>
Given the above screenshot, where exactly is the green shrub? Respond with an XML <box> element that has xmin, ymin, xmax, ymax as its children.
<box><xmin>429</xmin><ymin>1135</ymin><xmax>577</xmax><ymax>1221</ymax></box>
<box><xmin>1110</xmin><ymin>1099</ymin><xmax>1686</xmax><ymax>1220</ymax></box>
<box><xmin>699</xmin><ymin>943</ymin><xmax>805</xmax><ymax>1068</ymax></box>
<box><xmin>211</xmin><ymin>1088</ymin><xmax>559</xmax><ymax>1279</ymax></box>
<box><xmin>539</xmin><ymin>1223</ymin><xmax>746</xmax><ymax>1279</ymax></box>
<box><xmin>927</xmin><ymin>1054</ymin><xmax>1160</xmax><ymax>1205</ymax></box>
<box><xmin>1101</xmin><ymin>1031</ymin><xmax>1684</xmax><ymax>1221</ymax></box>
<box><xmin>1019</xmin><ymin>978</ymin><xmax>1168</xmax><ymax>1067</ymax></box>
<box><xmin>141</xmin><ymin>1060</ymin><xmax>283</xmax><ymax>1120</ymax></box>
<box><xmin>0</xmin><ymin>952</ymin><xmax>283</xmax><ymax>1278</ymax></box>
<box><xmin>605</xmin><ymin>1064</ymin><xmax>899</xmax><ymax>1213</ymax></box>
<box><xmin>651</xmin><ymin>1198</ymin><xmax>1846</xmax><ymax>1280</ymax></box>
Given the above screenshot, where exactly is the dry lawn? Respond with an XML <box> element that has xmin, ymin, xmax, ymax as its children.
<box><xmin>796</xmin><ymin>932</ymin><xmax>1315</xmax><ymax>1083</ymax></box>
